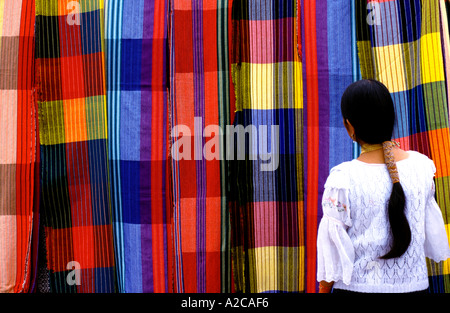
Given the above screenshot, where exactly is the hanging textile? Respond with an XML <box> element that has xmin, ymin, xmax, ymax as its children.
<box><xmin>441</xmin><ymin>0</ymin><xmax>450</xmax><ymax>120</ymax></box>
<box><xmin>35</xmin><ymin>0</ymin><xmax>116</xmax><ymax>292</ymax></box>
<box><xmin>0</xmin><ymin>0</ymin><xmax>39</xmax><ymax>293</ymax></box>
<box><xmin>302</xmin><ymin>0</ymin><xmax>355</xmax><ymax>293</ymax></box>
<box><xmin>169</xmin><ymin>0</ymin><xmax>233</xmax><ymax>293</ymax></box>
<box><xmin>229</xmin><ymin>0</ymin><xmax>304</xmax><ymax>293</ymax></box>
<box><xmin>104</xmin><ymin>0</ymin><xmax>172</xmax><ymax>293</ymax></box>
<box><xmin>218</xmin><ymin>0</ymin><xmax>235</xmax><ymax>293</ymax></box>
<box><xmin>355</xmin><ymin>0</ymin><xmax>450</xmax><ymax>292</ymax></box>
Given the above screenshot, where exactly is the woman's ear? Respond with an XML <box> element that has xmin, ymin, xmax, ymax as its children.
<box><xmin>343</xmin><ymin>119</ymin><xmax>356</xmax><ymax>141</ymax></box>
<box><xmin>343</xmin><ymin>118</ymin><xmax>351</xmax><ymax>131</ymax></box>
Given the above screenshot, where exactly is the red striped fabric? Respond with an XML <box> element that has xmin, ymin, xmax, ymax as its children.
<box><xmin>0</xmin><ymin>0</ymin><xmax>39</xmax><ymax>293</ymax></box>
<box><xmin>303</xmin><ymin>0</ymin><xmax>320</xmax><ymax>294</ymax></box>
<box><xmin>169</xmin><ymin>0</ymin><xmax>232</xmax><ymax>293</ymax></box>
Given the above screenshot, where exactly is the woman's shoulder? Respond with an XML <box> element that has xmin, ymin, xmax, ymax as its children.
<box><xmin>324</xmin><ymin>161</ymin><xmax>354</xmax><ymax>189</ymax></box>
<box><xmin>405</xmin><ymin>150</ymin><xmax>431</xmax><ymax>160</ymax></box>
<box><xmin>400</xmin><ymin>150</ymin><xmax>436</xmax><ymax>178</ymax></box>
<box><xmin>402</xmin><ymin>150</ymin><xmax>435</xmax><ymax>169</ymax></box>
<box><xmin>329</xmin><ymin>160</ymin><xmax>354</xmax><ymax>173</ymax></box>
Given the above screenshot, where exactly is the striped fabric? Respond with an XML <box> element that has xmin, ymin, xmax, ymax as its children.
<box><xmin>0</xmin><ymin>0</ymin><xmax>39</xmax><ymax>293</ymax></box>
<box><xmin>35</xmin><ymin>0</ymin><xmax>116</xmax><ymax>292</ymax></box>
<box><xmin>302</xmin><ymin>0</ymin><xmax>355</xmax><ymax>293</ymax></box>
<box><xmin>441</xmin><ymin>0</ymin><xmax>450</xmax><ymax>120</ymax></box>
<box><xmin>104</xmin><ymin>0</ymin><xmax>172</xmax><ymax>293</ymax></box>
<box><xmin>2</xmin><ymin>0</ymin><xmax>450</xmax><ymax>295</ymax></box>
<box><xmin>355</xmin><ymin>0</ymin><xmax>450</xmax><ymax>292</ymax></box>
<box><xmin>169</xmin><ymin>0</ymin><xmax>232</xmax><ymax>293</ymax></box>
<box><xmin>228</xmin><ymin>0</ymin><xmax>356</xmax><ymax>293</ymax></box>
<box><xmin>229</xmin><ymin>0</ymin><xmax>304</xmax><ymax>293</ymax></box>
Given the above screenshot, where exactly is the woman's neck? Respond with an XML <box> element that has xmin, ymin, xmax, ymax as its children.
<box><xmin>357</xmin><ymin>148</ymin><xmax>385</xmax><ymax>164</ymax></box>
<box><xmin>357</xmin><ymin>145</ymin><xmax>409</xmax><ymax>164</ymax></box>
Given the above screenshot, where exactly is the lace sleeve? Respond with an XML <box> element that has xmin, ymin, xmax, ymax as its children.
<box><xmin>317</xmin><ymin>166</ymin><xmax>354</xmax><ymax>285</ymax></box>
<box><xmin>424</xmin><ymin>179</ymin><xmax>450</xmax><ymax>262</ymax></box>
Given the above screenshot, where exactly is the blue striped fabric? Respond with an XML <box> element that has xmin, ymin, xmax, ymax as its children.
<box><xmin>105</xmin><ymin>0</ymin><xmax>171</xmax><ymax>293</ymax></box>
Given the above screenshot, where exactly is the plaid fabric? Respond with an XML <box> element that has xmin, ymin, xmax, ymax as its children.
<box><xmin>229</xmin><ymin>0</ymin><xmax>305</xmax><ymax>293</ymax></box>
<box><xmin>0</xmin><ymin>0</ymin><xmax>39</xmax><ymax>293</ymax></box>
<box><xmin>441</xmin><ymin>0</ymin><xmax>450</xmax><ymax>119</ymax></box>
<box><xmin>3</xmin><ymin>0</ymin><xmax>450</xmax><ymax>295</ymax></box>
<box><xmin>356</xmin><ymin>0</ymin><xmax>450</xmax><ymax>292</ymax></box>
<box><xmin>169</xmin><ymin>0</ymin><xmax>233</xmax><ymax>293</ymax></box>
<box><xmin>35</xmin><ymin>0</ymin><xmax>116</xmax><ymax>292</ymax></box>
<box><xmin>104</xmin><ymin>0</ymin><xmax>172</xmax><ymax>293</ymax></box>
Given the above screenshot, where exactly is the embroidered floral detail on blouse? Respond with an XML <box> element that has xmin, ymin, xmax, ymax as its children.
<box><xmin>324</xmin><ymin>197</ymin><xmax>347</xmax><ymax>212</ymax></box>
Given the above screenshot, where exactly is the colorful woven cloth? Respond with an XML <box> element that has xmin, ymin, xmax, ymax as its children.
<box><xmin>356</xmin><ymin>0</ymin><xmax>450</xmax><ymax>292</ymax></box>
<box><xmin>169</xmin><ymin>0</ymin><xmax>233</xmax><ymax>293</ymax></box>
<box><xmin>2</xmin><ymin>0</ymin><xmax>450</xmax><ymax>295</ymax></box>
<box><xmin>105</xmin><ymin>0</ymin><xmax>172</xmax><ymax>293</ymax></box>
<box><xmin>0</xmin><ymin>0</ymin><xmax>39</xmax><ymax>293</ymax></box>
<box><xmin>35</xmin><ymin>0</ymin><xmax>115</xmax><ymax>292</ymax></box>
<box><xmin>229</xmin><ymin>0</ymin><xmax>305</xmax><ymax>293</ymax></box>
<box><xmin>302</xmin><ymin>0</ymin><xmax>356</xmax><ymax>293</ymax></box>
<box><xmin>441</xmin><ymin>0</ymin><xmax>450</xmax><ymax>121</ymax></box>
<box><xmin>229</xmin><ymin>0</ymin><xmax>357</xmax><ymax>293</ymax></box>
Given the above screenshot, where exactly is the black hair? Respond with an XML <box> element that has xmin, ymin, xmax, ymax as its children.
<box><xmin>341</xmin><ymin>79</ymin><xmax>395</xmax><ymax>143</ymax></box>
<box><xmin>341</xmin><ymin>79</ymin><xmax>411</xmax><ymax>259</ymax></box>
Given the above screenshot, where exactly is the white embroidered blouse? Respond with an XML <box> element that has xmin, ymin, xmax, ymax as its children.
<box><xmin>317</xmin><ymin>151</ymin><xmax>450</xmax><ymax>293</ymax></box>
